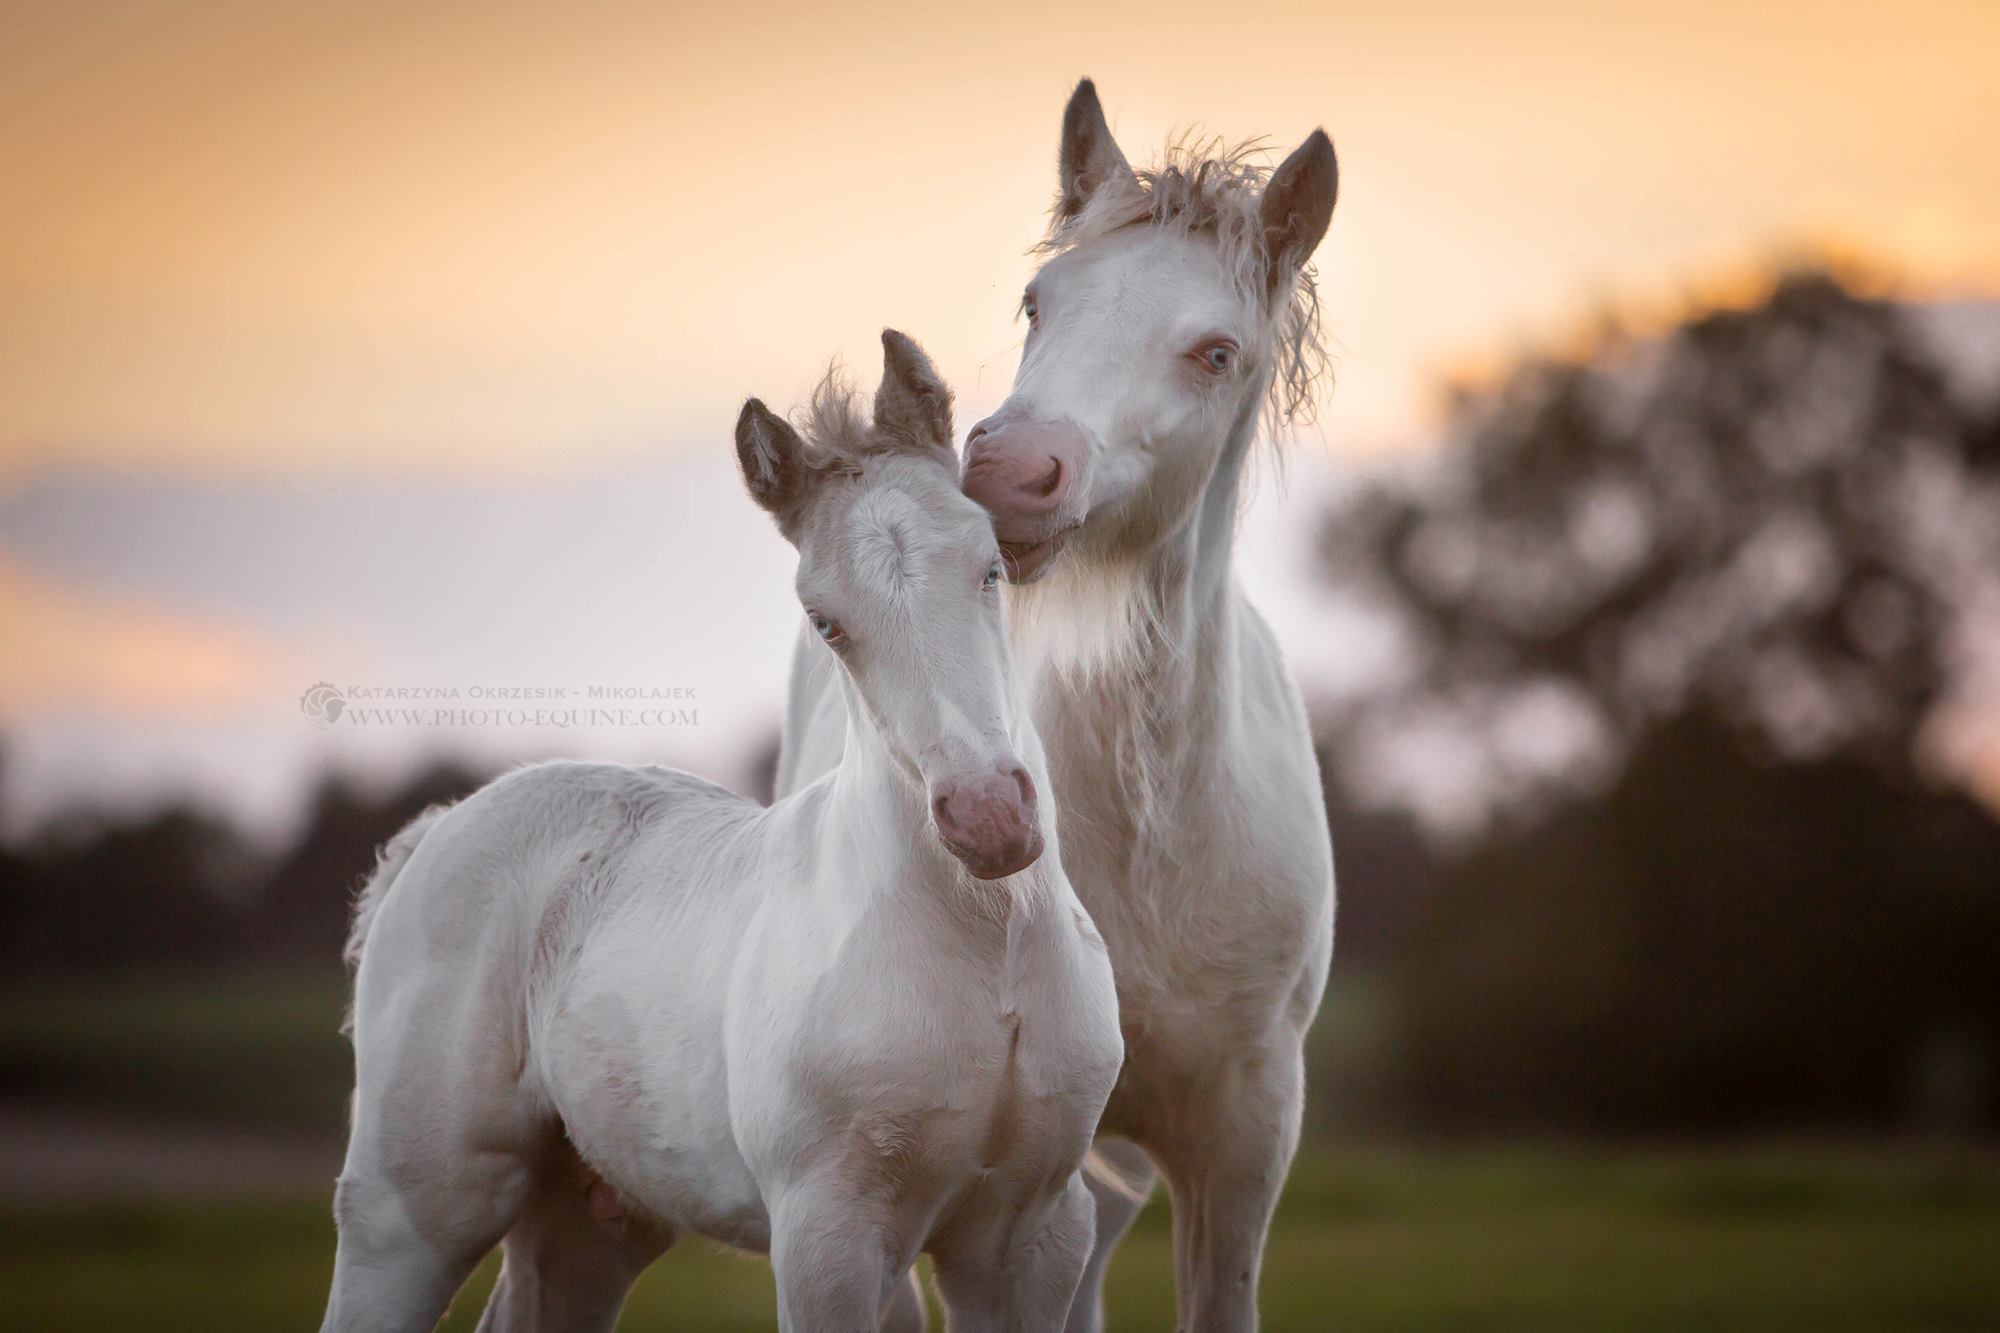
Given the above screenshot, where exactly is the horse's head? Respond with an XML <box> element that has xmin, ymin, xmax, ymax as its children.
<box><xmin>964</xmin><ymin>79</ymin><xmax>1338</xmax><ymax>582</ymax></box>
<box><xmin>737</xmin><ymin>332</ymin><xmax>1042</xmax><ymax>880</ymax></box>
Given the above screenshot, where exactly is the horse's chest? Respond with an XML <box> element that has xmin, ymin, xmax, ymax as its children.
<box><xmin>1065</xmin><ymin>819</ymin><xmax>1328</xmax><ymax>1058</ymax></box>
<box><xmin>781</xmin><ymin>1019</ymin><xmax>1031</xmax><ymax>1211</ymax></box>
<box><xmin>808</xmin><ymin>979</ymin><xmax>1115</xmax><ymax>1194</ymax></box>
<box><xmin>1071</xmin><ymin>833</ymin><xmax>1282</xmax><ymax>958</ymax></box>
<box><xmin>955</xmin><ymin>1007</ymin><xmax>1116</xmax><ymax>1187</ymax></box>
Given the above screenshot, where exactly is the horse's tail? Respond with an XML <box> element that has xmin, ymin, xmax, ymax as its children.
<box><xmin>342</xmin><ymin>804</ymin><xmax>452</xmax><ymax>977</ymax></box>
<box><xmin>1083</xmin><ymin>1142</ymin><xmax>1152</xmax><ymax>1203</ymax></box>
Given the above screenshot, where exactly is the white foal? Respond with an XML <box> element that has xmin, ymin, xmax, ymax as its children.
<box><xmin>322</xmin><ymin>331</ymin><xmax>1124</xmax><ymax>1333</ymax></box>
<box><xmin>783</xmin><ymin>84</ymin><xmax>1340</xmax><ymax>1332</ymax></box>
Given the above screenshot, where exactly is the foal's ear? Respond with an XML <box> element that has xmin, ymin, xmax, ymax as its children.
<box><xmin>1258</xmin><ymin>129</ymin><xmax>1339</xmax><ymax>290</ymax></box>
<box><xmin>873</xmin><ymin>329</ymin><xmax>954</xmax><ymax>457</ymax></box>
<box><xmin>735</xmin><ymin>398</ymin><xmax>813</xmax><ymax>535</ymax></box>
<box><xmin>1057</xmin><ymin>78</ymin><xmax>1136</xmax><ymax>220</ymax></box>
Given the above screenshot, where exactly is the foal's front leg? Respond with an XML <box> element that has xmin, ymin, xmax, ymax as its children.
<box><xmin>769</xmin><ymin>1185</ymin><xmax>905</xmax><ymax>1333</ymax></box>
<box><xmin>933</xmin><ymin>1173</ymin><xmax>1097</xmax><ymax>1333</ymax></box>
<box><xmin>1148</xmin><ymin>1045</ymin><xmax>1306</xmax><ymax>1333</ymax></box>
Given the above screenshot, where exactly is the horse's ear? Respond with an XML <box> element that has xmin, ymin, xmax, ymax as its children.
<box><xmin>1057</xmin><ymin>78</ymin><xmax>1136</xmax><ymax>220</ymax></box>
<box><xmin>735</xmin><ymin>398</ymin><xmax>814</xmax><ymax>536</ymax></box>
<box><xmin>1258</xmin><ymin>129</ymin><xmax>1339</xmax><ymax>290</ymax></box>
<box><xmin>873</xmin><ymin>329</ymin><xmax>954</xmax><ymax>457</ymax></box>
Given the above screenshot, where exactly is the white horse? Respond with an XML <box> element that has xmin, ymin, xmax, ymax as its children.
<box><xmin>323</xmin><ymin>332</ymin><xmax>1124</xmax><ymax>1333</ymax></box>
<box><xmin>780</xmin><ymin>84</ymin><xmax>1339</xmax><ymax>1331</ymax></box>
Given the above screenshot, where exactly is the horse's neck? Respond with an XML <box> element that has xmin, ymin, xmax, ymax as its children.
<box><xmin>1188</xmin><ymin>375</ymin><xmax>1265</xmax><ymax>614</ymax></box>
<box><xmin>822</xmin><ymin>693</ymin><xmax>934</xmax><ymax>877</ymax></box>
<box><xmin>1022</xmin><ymin>393</ymin><xmax>1256</xmax><ymax>726</ymax></box>
<box><xmin>1004</xmin><ymin>392</ymin><xmax>1264</xmax><ymax>883</ymax></box>
<box><xmin>818</xmin><ymin>678</ymin><xmax>1055</xmax><ymax>934</ymax></box>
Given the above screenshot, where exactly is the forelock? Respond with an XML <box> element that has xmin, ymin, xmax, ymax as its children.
<box><xmin>797</xmin><ymin>367</ymin><xmax>875</xmax><ymax>467</ymax></box>
<box><xmin>1036</xmin><ymin>133</ymin><xmax>1332</xmax><ymax>436</ymax></box>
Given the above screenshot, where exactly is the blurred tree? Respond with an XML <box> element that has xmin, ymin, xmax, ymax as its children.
<box><xmin>0</xmin><ymin>758</ymin><xmax>489</xmax><ymax>977</ymax></box>
<box><xmin>241</xmin><ymin>761</ymin><xmax>488</xmax><ymax>970</ymax></box>
<box><xmin>1315</xmin><ymin>272</ymin><xmax>2000</xmax><ymax>1134</ymax></box>
<box><xmin>1321</xmin><ymin>273</ymin><xmax>2000</xmax><ymax>827</ymax></box>
<box><xmin>1389</xmin><ymin>716</ymin><xmax>2000</xmax><ymax>1132</ymax></box>
<box><xmin>1</xmin><ymin>806</ymin><xmax>252</xmax><ymax>975</ymax></box>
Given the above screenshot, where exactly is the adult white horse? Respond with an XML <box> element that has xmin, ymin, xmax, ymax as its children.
<box><xmin>779</xmin><ymin>84</ymin><xmax>1339</xmax><ymax>1331</ymax></box>
<box><xmin>324</xmin><ymin>333</ymin><xmax>1123</xmax><ymax>1333</ymax></box>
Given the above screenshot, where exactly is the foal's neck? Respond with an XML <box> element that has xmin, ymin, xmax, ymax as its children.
<box><xmin>822</xmin><ymin>678</ymin><xmax>1051</xmax><ymax>929</ymax></box>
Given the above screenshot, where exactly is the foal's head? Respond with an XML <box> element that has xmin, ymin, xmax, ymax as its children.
<box><xmin>965</xmin><ymin>79</ymin><xmax>1338</xmax><ymax>582</ymax></box>
<box><xmin>737</xmin><ymin>332</ymin><xmax>1041</xmax><ymax>880</ymax></box>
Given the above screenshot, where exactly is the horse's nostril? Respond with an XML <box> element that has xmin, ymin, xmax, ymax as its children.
<box><xmin>1024</xmin><ymin>456</ymin><xmax>1064</xmax><ymax>500</ymax></box>
<box><xmin>966</xmin><ymin>423</ymin><xmax>990</xmax><ymax>447</ymax></box>
<box><xmin>1009</xmin><ymin>766</ymin><xmax>1036</xmax><ymax>809</ymax></box>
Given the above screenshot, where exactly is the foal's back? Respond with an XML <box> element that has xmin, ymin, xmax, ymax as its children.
<box><xmin>352</xmin><ymin>761</ymin><xmax>754</xmax><ymax>1018</ymax></box>
<box><xmin>331</xmin><ymin>758</ymin><xmax>759</xmax><ymax>1332</ymax></box>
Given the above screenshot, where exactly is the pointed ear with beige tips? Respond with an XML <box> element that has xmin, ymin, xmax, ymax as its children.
<box><xmin>734</xmin><ymin>398</ymin><xmax>816</xmax><ymax>539</ymax></box>
<box><xmin>1056</xmin><ymin>78</ymin><xmax>1138</xmax><ymax>220</ymax></box>
<box><xmin>1258</xmin><ymin>129</ymin><xmax>1339</xmax><ymax>292</ymax></box>
<box><xmin>872</xmin><ymin>329</ymin><xmax>955</xmax><ymax>458</ymax></box>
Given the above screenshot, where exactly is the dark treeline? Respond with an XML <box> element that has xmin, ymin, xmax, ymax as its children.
<box><xmin>2</xmin><ymin>271</ymin><xmax>1996</xmax><ymax>1140</ymax></box>
<box><xmin>1315</xmin><ymin>272</ymin><xmax>2000</xmax><ymax>1137</ymax></box>
<box><xmin>1320</xmin><ymin>724</ymin><xmax>2000</xmax><ymax>1136</ymax></box>
<box><xmin>0</xmin><ymin>760</ymin><xmax>489</xmax><ymax>978</ymax></box>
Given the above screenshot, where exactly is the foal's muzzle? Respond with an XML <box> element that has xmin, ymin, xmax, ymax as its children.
<box><xmin>930</xmin><ymin>764</ymin><xmax>1043</xmax><ymax>880</ymax></box>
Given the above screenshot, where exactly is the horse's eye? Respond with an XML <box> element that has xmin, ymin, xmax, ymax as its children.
<box><xmin>1194</xmin><ymin>340</ymin><xmax>1237</xmax><ymax>374</ymax></box>
<box><xmin>983</xmin><ymin>561</ymin><xmax>1003</xmax><ymax>591</ymax></box>
<box><xmin>808</xmin><ymin>611</ymin><xmax>847</xmax><ymax>649</ymax></box>
<box><xmin>1022</xmin><ymin>294</ymin><xmax>1039</xmax><ymax>325</ymax></box>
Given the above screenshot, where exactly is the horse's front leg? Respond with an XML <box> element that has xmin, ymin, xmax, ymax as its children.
<box><xmin>1148</xmin><ymin>1043</ymin><xmax>1306</xmax><ymax>1333</ymax></box>
<box><xmin>769</xmin><ymin>1183</ymin><xmax>906</xmax><ymax>1333</ymax></box>
<box><xmin>933</xmin><ymin>1172</ymin><xmax>1097</xmax><ymax>1333</ymax></box>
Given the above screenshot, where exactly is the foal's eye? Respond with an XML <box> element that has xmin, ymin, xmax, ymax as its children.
<box><xmin>807</xmin><ymin>611</ymin><xmax>847</xmax><ymax>649</ymax></box>
<box><xmin>1022</xmin><ymin>293</ymin><xmax>1039</xmax><ymax>326</ymax></box>
<box><xmin>1192</xmin><ymin>340</ymin><xmax>1238</xmax><ymax>375</ymax></box>
<box><xmin>982</xmin><ymin>560</ymin><xmax>1003</xmax><ymax>591</ymax></box>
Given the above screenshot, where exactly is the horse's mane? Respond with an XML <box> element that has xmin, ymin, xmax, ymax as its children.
<box><xmin>792</xmin><ymin>368</ymin><xmax>877</xmax><ymax>472</ymax></box>
<box><xmin>1036</xmin><ymin>134</ymin><xmax>1332</xmax><ymax>435</ymax></box>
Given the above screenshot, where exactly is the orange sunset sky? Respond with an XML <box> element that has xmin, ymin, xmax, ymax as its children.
<box><xmin>2</xmin><ymin>0</ymin><xmax>1998</xmax><ymax>829</ymax></box>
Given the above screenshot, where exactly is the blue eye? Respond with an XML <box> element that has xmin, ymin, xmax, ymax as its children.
<box><xmin>808</xmin><ymin>612</ymin><xmax>847</xmax><ymax>648</ymax></box>
<box><xmin>1022</xmin><ymin>294</ymin><xmax>1039</xmax><ymax>325</ymax></box>
<box><xmin>983</xmin><ymin>561</ymin><xmax>1002</xmax><ymax>590</ymax></box>
<box><xmin>1197</xmin><ymin>342</ymin><xmax>1236</xmax><ymax>373</ymax></box>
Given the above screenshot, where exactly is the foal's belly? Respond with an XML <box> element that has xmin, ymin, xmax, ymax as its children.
<box><xmin>536</xmin><ymin>987</ymin><xmax>771</xmax><ymax>1251</ymax></box>
<box><xmin>586</xmin><ymin>1132</ymin><xmax>771</xmax><ymax>1252</ymax></box>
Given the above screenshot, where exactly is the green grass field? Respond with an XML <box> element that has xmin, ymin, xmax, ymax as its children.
<box><xmin>4</xmin><ymin>1146</ymin><xmax>1998</xmax><ymax>1331</ymax></box>
<box><xmin>0</xmin><ymin>971</ymin><xmax>355</xmax><ymax>1132</ymax></box>
<box><xmin>5</xmin><ymin>976</ymin><xmax>1999</xmax><ymax>1329</ymax></box>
